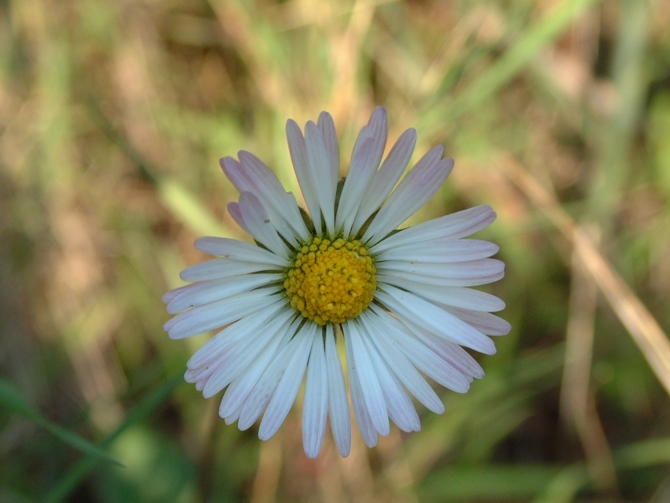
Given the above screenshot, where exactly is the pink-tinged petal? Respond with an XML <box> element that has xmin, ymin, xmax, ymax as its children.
<box><xmin>443</xmin><ymin>306</ymin><xmax>512</xmax><ymax>336</ymax></box>
<box><xmin>185</xmin><ymin>362</ymin><xmax>218</xmax><ymax>386</ymax></box>
<box><xmin>364</xmin><ymin>107</ymin><xmax>390</xmax><ymax>170</ymax></box>
<box><xmin>195</xmin><ymin>237</ymin><xmax>289</xmax><ymax>267</ymax></box>
<box><xmin>377</xmin><ymin>238</ymin><xmax>499</xmax><ymax>263</ymax></box>
<box><xmin>180</xmin><ymin>258</ymin><xmax>282</xmax><ymax>282</ymax></box>
<box><xmin>305</xmin><ymin>121</ymin><xmax>336</xmax><ymax>234</ymax></box>
<box><xmin>359</xmin><ymin>311</ymin><xmax>444</xmax><ymax>414</ymax></box>
<box><xmin>378</xmin><ymin>279</ymin><xmax>505</xmax><ymax>313</ymax></box>
<box><xmin>317</xmin><ymin>112</ymin><xmax>340</xmax><ymax>183</ymax></box>
<box><xmin>164</xmin><ymin>291</ymin><xmax>284</xmax><ymax>339</ymax></box>
<box><xmin>376</xmin><ymin>258</ymin><xmax>505</xmax><ymax>281</ymax></box>
<box><xmin>219</xmin><ymin>157</ymin><xmax>308</xmax><ymax>243</ymax></box>
<box><xmin>286</xmin><ymin>119</ymin><xmax>322</xmax><ymax>234</ymax></box>
<box><xmin>223</xmin><ymin>401</ymin><xmax>244</xmax><ymax>425</ymax></box>
<box><xmin>337</xmin><ymin>108</ymin><xmax>389</xmax><ymax>235</ymax></box>
<box><xmin>238</xmin><ymin>192</ymin><xmax>290</xmax><ymax>258</ymax></box>
<box><xmin>221</xmin><ymin>155</ymin><xmax>302</xmax><ymax>244</ymax></box>
<box><xmin>194</xmin><ymin>373</ymin><xmax>213</xmax><ymax>392</ymax></box>
<box><xmin>219</xmin><ymin>156</ymin><xmax>247</xmax><ymax>193</ymax></box>
<box><xmin>235</xmin><ymin>152</ymin><xmax>310</xmax><ymax>242</ymax></box>
<box><xmin>353</xmin><ymin>128</ymin><xmax>417</xmax><ymax>233</ymax></box>
<box><xmin>370</xmin><ymin>205</ymin><xmax>496</xmax><ymax>253</ymax></box>
<box><xmin>376</xmin><ymin>285</ymin><xmax>496</xmax><ymax>355</ymax></box>
<box><xmin>227</xmin><ymin>201</ymin><xmax>251</xmax><ymax>234</ymax></box>
<box><xmin>335</xmin><ymin>134</ymin><xmax>376</xmax><ymax>234</ymax></box>
<box><xmin>359</xmin><ymin>326</ymin><xmax>420</xmax><ymax>432</ymax></box>
<box><xmin>324</xmin><ymin>325</ymin><xmax>351</xmax><ymax>457</ymax></box>
<box><xmin>258</xmin><ymin>324</ymin><xmax>315</xmax><ymax>440</ymax></box>
<box><xmin>363</xmin><ymin>150</ymin><xmax>454</xmax><ymax>244</ymax></box>
<box><xmin>302</xmin><ymin>331</ymin><xmax>329</xmax><ymax>459</ymax></box>
<box><xmin>166</xmin><ymin>273</ymin><xmax>282</xmax><ymax>314</ymax></box>
<box><xmin>344</xmin><ymin>321</ymin><xmax>389</xmax><ymax>436</ymax></box>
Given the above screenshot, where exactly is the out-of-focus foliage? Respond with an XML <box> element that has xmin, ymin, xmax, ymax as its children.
<box><xmin>1</xmin><ymin>0</ymin><xmax>670</xmax><ymax>502</ymax></box>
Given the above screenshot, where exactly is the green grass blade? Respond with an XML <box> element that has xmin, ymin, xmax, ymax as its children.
<box><xmin>157</xmin><ymin>177</ymin><xmax>229</xmax><ymax>237</ymax></box>
<box><xmin>42</xmin><ymin>373</ymin><xmax>183</xmax><ymax>503</ymax></box>
<box><xmin>419</xmin><ymin>0</ymin><xmax>603</xmax><ymax>134</ymax></box>
<box><xmin>0</xmin><ymin>379</ymin><xmax>122</xmax><ymax>466</ymax></box>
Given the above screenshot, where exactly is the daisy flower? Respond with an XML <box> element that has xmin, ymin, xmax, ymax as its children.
<box><xmin>163</xmin><ymin>107</ymin><xmax>509</xmax><ymax>458</ymax></box>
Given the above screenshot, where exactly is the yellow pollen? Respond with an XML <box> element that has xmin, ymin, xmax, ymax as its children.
<box><xmin>284</xmin><ymin>237</ymin><xmax>376</xmax><ymax>325</ymax></box>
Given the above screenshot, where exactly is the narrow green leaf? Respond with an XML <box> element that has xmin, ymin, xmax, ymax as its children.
<box><xmin>0</xmin><ymin>379</ymin><xmax>121</xmax><ymax>467</ymax></box>
<box><xmin>0</xmin><ymin>379</ymin><xmax>39</xmax><ymax>419</ymax></box>
<box><xmin>156</xmin><ymin>177</ymin><xmax>230</xmax><ymax>237</ymax></box>
<box><xmin>419</xmin><ymin>0</ymin><xmax>603</xmax><ymax>134</ymax></box>
<box><xmin>42</xmin><ymin>373</ymin><xmax>183</xmax><ymax>503</ymax></box>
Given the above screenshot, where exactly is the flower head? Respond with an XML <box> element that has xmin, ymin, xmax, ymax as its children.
<box><xmin>163</xmin><ymin>107</ymin><xmax>510</xmax><ymax>458</ymax></box>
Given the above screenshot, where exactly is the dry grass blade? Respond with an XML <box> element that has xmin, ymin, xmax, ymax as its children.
<box><xmin>251</xmin><ymin>436</ymin><xmax>282</xmax><ymax>503</ymax></box>
<box><xmin>561</xmin><ymin>242</ymin><xmax>618</xmax><ymax>492</ymax></box>
<box><xmin>498</xmin><ymin>153</ymin><xmax>670</xmax><ymax>397</ymax></box>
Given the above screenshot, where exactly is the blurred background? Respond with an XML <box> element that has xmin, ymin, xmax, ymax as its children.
<box><xmin>2</xmin><ymin>0</ymin><xmax>670</xmax><ymax>501</ymax></box>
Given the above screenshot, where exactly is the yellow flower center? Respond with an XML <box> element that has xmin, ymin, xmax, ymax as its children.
<box><xmin>284</xmin><ymin>237</ymin><xmax>376</xmax><ymax>325</ymax></box>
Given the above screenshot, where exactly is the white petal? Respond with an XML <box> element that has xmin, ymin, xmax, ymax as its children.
<box><xmin>180</xmin><ymin>258</ymin><xmax>281</xmax><ymax>282</ymax></box>
<box><xmin>377</xmin><ymin>238</ymin><xmax>499</xmax><ymax>263</ymax></box>
<box><xmin>305</xmin><ymin>121</ymin><xmax>336</xmax><ymax>234</ymax></box>
<box><xmin>164</xmin><ymin>290</ymin><xmax>283</xmax><ymax>339</ymax></box>
<box><xmin>360</xmin><ymin>327</ymin><xmax>421</xmax><ymax>432</ymax></box>
<box><xmin>324</xmin><ymin>325</ymin><xmax>351</xmax><ymax>457</ymax></box>
<box><xmin>444</xmin><ymin>306</ymin><xmax>512</xmax><ymax>336</ymax></box>
<box><xmin>219</xmin><ymin>324</ymin><xmax>293</xmax><ymax>419</ymax></box>
<box><xmin>346</xmin><ymin>339</ymin><xmax>378</xmax><ymax>448</ymax></box>
<box><xmin>237</xmin><ymin>319</ymin><xmax>304</xmax><ymax>430</ymax></box>
<box><xmin>376</xmin><ymin>258</ymin><xmax>505</xmax><ymax>281</ymax></box>
<box><xmin>359</xmin><ymin>311</ymin><xmax>444</xmax><ymax>413</ymax></box>
<box><xmin>376</xmin><ymin>286</ymin><xmax>496</xmax><ymax>355</ymax></box>
<box><xmin>202</xmin><ymin>308</ymin><xmax>295</xmax><ymax>398</ymax></box>
<box><xmin>286</xmin><ymin>119</ymin><xmax>322</xmax><ymax>234</ymax></box>
<box><xmin>238</xmin><ymin>192</ymin><xmax>290</xmax><ymax>258</ymax></box>
<box><xmin>369</xmin><ymin>304</ymin><xmax>471</xmax><ymax>392</ymax></box>
<box><xmin>344</xmin><ymin>321</ymin><xmax>389</xmax><ymax>436</ymax></box>
<box><xmin>166</xmin><ymin>273</ymin><xmax>282</xmax><ymax>314</ymax></box>
<box><xmin>302</xmin><ymin>330</ymin><xmax>329</xmax><ymax>458</ymax></box>
<box><xmin>363</xmin><ymin>149</ymin><xmax>453</xmax><ymax>244</ymax></box>
<box><xmin>186</xmin><ymin>302</ymin><xmax>287</xmax><ymax>369</ymax></box>
<box><xmin>377</xmin><ymin>279</ymin><xmax>505</xmax><ymax>312</ymax></box>
<box><xmin>378</xmin><ymin>270</ymin><xmax>505</xmax><ymax>288</ymax></box>
<box><xmin>400</xmin><ymin>318</ymin><xmax>485</xmax><ymax>379</ymax></box>
<box><xmin>194</xmin><ymin>237</ymin><xmax>289</xmax><ymax>267</ymax></box>
<box><xmin>370</xmin><ymin>205</ymin><xmax>496</xmax><ymax>254</ymax></box>
<box><xmin>353</xmin><ymin>128</ymin><xmax>417</xmax><ymax>233</ymax></box>
<box><xmin>258</xmin><ymin>323</ymin><xmax>315</xmax><ymax>440</ymax></box>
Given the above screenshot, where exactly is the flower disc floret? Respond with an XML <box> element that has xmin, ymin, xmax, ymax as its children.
<box><xmin>284</xmin><ymin>237</ymin><xmax>377</xmax><ymax>325</ymax></box>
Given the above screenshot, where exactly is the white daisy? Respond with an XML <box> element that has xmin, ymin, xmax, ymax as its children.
<box><xmin>163</xmin><ymin>107</ymin><xmax>510</xmax><ymax>458</ymax></box>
